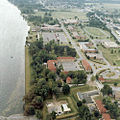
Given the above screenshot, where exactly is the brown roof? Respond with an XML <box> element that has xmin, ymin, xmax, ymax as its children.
<box><xmin>82</xmin><ymin>59</ymin><xmax>92</xmax><ymax>72</ymax></box>
<box><xmin>102</xmin><ymin>113</ymin><xmax>111</xmax><ymax>120</ymax></box>
<box><xmin>95</xmin><ymin>100</ymin><xmax>107</xmax><ymax>114</ymax></box>
<box><xmin>57</xmin><ymin>57</ymin><xmax>75</xmax><ymax>60</ymax></box>
<box><xmin>66</xmin><ymin>77</ymin><xmax>72</xmax><ymax>84</ymax></box>
<box><xmin>47</xmin><ymin>60</ymin><xmax>57</xmax><ymax>72</ymax></box>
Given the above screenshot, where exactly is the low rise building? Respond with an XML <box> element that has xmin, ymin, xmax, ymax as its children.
<box><xmin>79</xmin><ymin>42</ymin><xmax>98</xmax><ymax>53</ymax></box>
<box><xmin>81</xmin><ymin>59</ymin><xmax>92</xmax><ymax>73</ymax></box>
<box><xmin>102</xmin><ymin>41</ymin><xmax>119</xmax><ymax>48</ymax></box>
<box><xmin>64</xmin><ymin>19</ymin><xmax>78</xmax><ymax>25</ymax></box>
<box><xmin>95</xmin><ymin>100</ymin><xmax>111</xmax><ymax>120</ymax></box>
<box><xmin>86</xmin><ymin>53</ymin><xmax>103</xmax><ymax>60</ymax></box>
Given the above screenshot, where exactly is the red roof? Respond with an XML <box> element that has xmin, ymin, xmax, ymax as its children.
<box><xmin>66</xmin><ymin>77</ymin><xmax>72</xmax><ymax>84</ymax></box>
<box><xmin>98</xmin><ymin>77</ymin><xmax>105</xmax><ymax>82</ymax></box>
<box><xmin>102</xmin><ymin>113</ymin><xmax>111</xmax><ymax>120</ymax></box>
<box><xmin>57</xmin><ymin>57</ymin><xmax>75</xmax><ymax>60</ymax></box>
<box><xmin>95</xmin><ymin>100</ymin><xmax>107</xmax><ymax>114</ymax></box>
<box><xmin>47</xmin><ymin>60</ymin><xmax>57</xmax><ymax>72</ymax></box>
<box><xmin>82</xmin><ymin>59</ymin><xmax>92</xmax><ymax>72</ymax></box>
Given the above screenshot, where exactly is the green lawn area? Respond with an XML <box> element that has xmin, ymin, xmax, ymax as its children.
<box><xmin>85</xmin><ymin>27</ymin><xmax>110</xmax><ymax>38</ymax></box>
<box><xmin>52</xmin><ymin>11</ymin><xmax>88</xmax><ymax>20</ymax></box>
<box><xmin>98</xmin><ymin>45</ymin><xmax>120</xmax><ymax>66</ymax></box>
<box><xmin>25</xmin><ymin>46</ymin><xmax>32</xmax><ymax>94</ymax></box>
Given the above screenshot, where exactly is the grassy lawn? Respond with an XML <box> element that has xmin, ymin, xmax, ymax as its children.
<box><xmin>85</xmin><ymin>27</ymin><xmax>110</xmax><ymax>38</ymax></box>
<box><xmin>25</xmin><ymin>46</ymin><xmax>32</xmax><ymax>94</ymax></box>
<box><xmin>106</xmin><ymin>72</ymin><xmax>115</xmax><ymax>77</ymax></box>
<box><xmin>51</xmin><ymin>11</ymin><xmax>88</xmax><ymax>20</ymax></box>
<box><xmin>98</xmin><ymin>45</ymin><xmax>120</xmax><ymax>66</ymax></box>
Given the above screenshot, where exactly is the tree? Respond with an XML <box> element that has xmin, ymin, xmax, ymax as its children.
<box><xmin>24</xmin><ymin>105</ymin><xmax>35</xmax><ymax>116</ymax></box>
<box><xmin>82</xmin><ymin>99</ymin><xmax>86</xmax><ymax>104</ymax></box>
<box><xmin>114</xmin><ymin>82</ymin><xmax>118</xmax><ymax>87</ymax></box>
<box><xmin>35</xmin><ymin>110</ymin><xmax>43</xmax><ymax>119</ymax></box>
<box><xmin>94</xmin><ymin>110</ymin><xmax>100</xmax><ymax>118</ymax></box>
<box><xmin>77</xmin><ymin>101</ymin><xmax>82</xmax><ymax>107</ymax></box>
<box><xmin>62</xmin><ymin>84</ymin><xmax>70</xmax><ymax>95</ymax></box>
<box><xmin>51</xmin><ymin>111</ymin><xmax>56</xmax><ymax>120</ymax></box>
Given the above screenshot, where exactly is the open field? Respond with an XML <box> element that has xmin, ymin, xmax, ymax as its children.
<box><xmin>98</xmin><ymin>45</ymin><xmax>120</xmax><ymax>66</ymax></box>
<box><xmin>103</xmin><ymin>3</ymin><xmax>120</xmax><ymax>9</ymax></box>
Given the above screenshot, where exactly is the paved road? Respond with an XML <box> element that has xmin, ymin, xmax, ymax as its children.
<box><xmin>61</xmin><ymin>22</ymin><xmax>83</xmax><ymax>60</ymax></box>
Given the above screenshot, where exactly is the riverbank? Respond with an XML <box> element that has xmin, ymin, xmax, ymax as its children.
<box><xmin>25</xmin><ymin>46</ymin><xmax>31</xmax><ymax>94</ymax></box>
<box><xmin>0</xmin><ymin>114</ymin><xmax>37</xmax><ymax>120</ymax></box>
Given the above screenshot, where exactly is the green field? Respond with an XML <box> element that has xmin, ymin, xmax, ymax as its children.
<box><xmin>98</xmin><ymin>45</ymin><xmax>120</xmax><ymax>66</ymax></box>
<box><xmin>85</xmin><ymin>27</ymin><xmax>110</xmax><ymax>38</ymax></box>
<box><xmin>52</xmin><ymin>10</ymin><xmax>88</xmax><ymax>20</ymax></box>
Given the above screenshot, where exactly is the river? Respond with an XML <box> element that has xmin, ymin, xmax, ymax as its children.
<box><xmin>0</xmin><ymin>0</ymin><xmax>29</xmax><ymax>116</ymax></box>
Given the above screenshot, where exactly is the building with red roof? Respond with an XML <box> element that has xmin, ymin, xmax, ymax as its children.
<box><xmin>102</xmin><ymin>113</ymin><xmax>111</xmax><ymax>120</ymax></box>
<box><xmin>98</xmin><ymin>77</ymin><xmax>105</xmax><ymax>83</ymax></box>
<box><xmin>95</xmin><ymin>100</ymin><xmax>107</xmax><ymax>114</ymax></box>
<box><xmin>82</xmin><ymin>59</ymin><xmax>92</xmax><ymax>73</ymax></box>
<box><xmin>95</xmin><ymin>100</ymin><xmax>111</xmax><ymax>120</ymax></box>
<box><xmin>66</xmin><ymin>77</ymin><xmax>72</xmax><ymax>84</ymax></box>
<box><xmin>47</xmin><ymin>60</ymin><xmax>57</xmax><ymax>72</ymax></box>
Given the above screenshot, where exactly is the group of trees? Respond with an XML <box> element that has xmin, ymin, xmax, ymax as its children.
<box><xmin>24</xmin><ymin>39</ymin><xmax>80</xmax><ymax>118</ymax></box>
<box><xmin>76</xmin><ymin>101</ymin><xmax>101</xmax><ymax>120</ymax></box>
<box><xmin>68</xmin><ymin>71</ymin><xmax>87</xmax><ymax>84</ymax></box>
<box><xmin>54</xmin><ymin>45</ymin><xmax>77</xmax><ymax>57</ymax></box>
<box><xmin>28</xmin><ymin>12</ymin><xmax>59</xmax><ymax>26</ymax></box>
<box><xmin>101</xmin><ymin>84</ymin><xmax>113</xmax><ymax>96</ymax></box>
<box><xmin>103</xmin><ymin>97</ymin><xmax>120</xmax><ymax>119</ymax></box>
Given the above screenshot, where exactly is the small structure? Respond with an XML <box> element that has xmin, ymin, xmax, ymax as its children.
<box><xmin>98</xmin><ymin>76</ymin><xmax>105</xmax><ymax>83</ymax></box>
<box><xmin>62</xmin><ymin>104</ymin><xmax>71</xmax><ymax>113</ymax></box>
<box><xmin>66</xmin><ymin>77</ymin><xmax>72</xmax><ymax>84</ymax></box>
<box><xmin>47</xmin><ymin>60</ymin><xmax>57</xmax><ymax>72</ymax></box>
<box><xmin>81</xmin><ymin>59</ymin><xmax>92</xmax><ymax>73</ymax></box>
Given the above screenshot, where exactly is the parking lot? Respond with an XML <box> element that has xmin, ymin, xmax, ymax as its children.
<box><xmin>61</xmin><ymin>62</ymin><xmax>80</xmax><ymax>71</ymax></box>
<box><xmin>42</xmin><ymin>32</ymin><xmax>68</xmax><ymax>45</ymax></box>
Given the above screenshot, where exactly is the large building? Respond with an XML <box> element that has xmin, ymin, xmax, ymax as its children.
<box><xmin>81</xmin><ymin>59</ymin><xmax>92</xmax><ymax>73</ymax></box>
<box><xmin>47</xmin><ymin>57</ymin><xmax>80</xmax><ymax>73</ymax></box>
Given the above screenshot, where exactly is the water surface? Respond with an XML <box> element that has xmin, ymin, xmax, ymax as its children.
<box><xmin>0</xmin><ymin>0</ymin><xmax>29</xmax><ymax>116</ymax></box>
